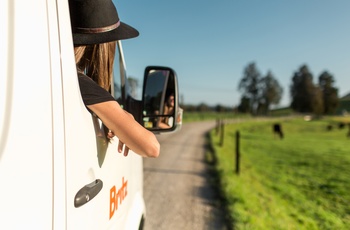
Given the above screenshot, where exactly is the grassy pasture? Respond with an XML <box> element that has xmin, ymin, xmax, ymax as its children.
<box><xmin>182</xmin><ymin>111</ymin><xmax>250</xmax><ymax>123</ymax></box>
<box><xmin>210</xmin><ymin>117</ymin><xmax>350</xmax><ymax>230</ymax></box>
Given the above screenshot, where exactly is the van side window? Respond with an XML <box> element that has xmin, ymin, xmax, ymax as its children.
<box><xmin>112</xmin><ymin>44</ymin><xmax>122</xmax><ymax>101</ymax></box>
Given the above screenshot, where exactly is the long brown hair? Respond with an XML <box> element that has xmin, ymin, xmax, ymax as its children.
<box><xmin>74</xmin><ymin>41</ymin><xmax>116</xmax><ymax>91</ymax></box>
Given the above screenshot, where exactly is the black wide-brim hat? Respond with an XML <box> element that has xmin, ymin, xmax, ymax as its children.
<box><xmin>69</xmin><ymin>0</ymin><xmax>139</xmax><ymax>45</ymax></box>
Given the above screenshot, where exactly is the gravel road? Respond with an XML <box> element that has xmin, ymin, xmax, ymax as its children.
<box><xmin>143</xmin><ymin>121</ymin><xmax>229</xmax><ymax>230</ymax></box>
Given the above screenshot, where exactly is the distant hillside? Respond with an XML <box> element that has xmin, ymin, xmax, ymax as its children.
<box><xmin>336</xmin><ymin>92</ymin><xmax>350</xmax><ymax>115</ymax></box>
<box><xmin>269</xmin><ymin>107</ymin><xmax>293</xmax><ymax>116</ymax></box>
<box><xmin>340</xmin><ymin>92</ymin><xmax>350</xmax><ymax>101</ymax></box>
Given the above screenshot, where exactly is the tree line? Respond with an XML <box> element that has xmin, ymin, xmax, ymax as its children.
<box><xmin>237</xmin><ymin>62</ymin><xmax>339</xmax><ymax>115</ymax></box>
<box><xmin>131</xmin><ymin>62</ymin><xmax>340</xmax><ymax>115</ymax></box>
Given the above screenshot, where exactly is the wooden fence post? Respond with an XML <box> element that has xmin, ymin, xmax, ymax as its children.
<box><xmin>216</xmin><ymin>119</ymin><xmax>220</xmax><ymax>135</ymax></box>
<box><xmin>235</xmin><ymin>131</ymin><xmax>240</xmax><ymax>175</ymax></box>
<box><xmin>220</xmin><ymin>120</ymin><xmax>225</xmax><ymax>147</ymax></box>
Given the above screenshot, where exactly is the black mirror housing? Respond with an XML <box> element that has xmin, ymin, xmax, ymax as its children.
<box><xmin>142</xmin><ymin>66</ymin><xmax>182</xmax><ymax>132</ymax></box>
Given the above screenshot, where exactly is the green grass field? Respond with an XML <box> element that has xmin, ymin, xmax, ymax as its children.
<box><xmin>209</xmin><ymin>117</ymin><xmax>350</xmax><ymax>230</ymax></box>
<box><xmin>182</xmin><ymin>111</ymin><xmax>251</xmax><ymax>123</ymax></box>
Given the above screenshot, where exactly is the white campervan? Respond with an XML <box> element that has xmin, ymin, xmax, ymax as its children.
<box><xmin>0</xmin><ymin>0</ymin><xmax>180</xmax><ymax>229</ymax></box>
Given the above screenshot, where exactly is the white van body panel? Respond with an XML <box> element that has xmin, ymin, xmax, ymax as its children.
<box><xmin>0</xmin><ymin>0</ymin><xmax>54</xmax><ymax>229</ymax></box>
<box><xmin>0</xmin><ymin>0</ymin><xmax>145</xmax><ymax>229</ymax></box>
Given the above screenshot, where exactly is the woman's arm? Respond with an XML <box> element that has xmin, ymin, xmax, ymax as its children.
<box><xmin>87</xmin><ymin>101</ymin><xmax>160</xmax><ymax>158</ymax></box>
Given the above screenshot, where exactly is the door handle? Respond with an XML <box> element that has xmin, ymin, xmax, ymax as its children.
<box><xmin>74</xmin><ymin>179</ymin><xmax>103</xmax><ymax>208</ymax></box>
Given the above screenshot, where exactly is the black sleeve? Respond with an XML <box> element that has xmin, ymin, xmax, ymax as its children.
<box><xmin>77</xmin><ymin>73</ymin><xmax>115</xmax><ymax>105</ymax></box>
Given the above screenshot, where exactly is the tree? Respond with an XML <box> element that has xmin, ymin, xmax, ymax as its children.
<box><xmin>197</xmin><ymin>103</ymin><xmax>210</xmax><ymax>112</ymax></box>
<box><xmin>318</xmin><ymin>71</ymin><xmax>339</xmax><ymax>114</ymax></box>
<box><xmin>215</xmin><ymin>104</ymin><xmax>230</xmax><ymax>112</ymax></box>
<box><xmin>311</xmin><ymin>85</ymin><xmax>324</xmax><ymax>116</ymax></box>
<box><xmin>238</xmin><ymin>62</ymin><xmax>261</xmax><ymax>114</ymax></box>
<box><xmin>237</xmin><ymin>96</ymin><xmax>251</xmax><ymax>113</ymax></box>
<box><xmin>258</xmin><ymin>71</ymin><xmax>283</xmax><ymax>114</ymax></box>
<box><xmin>290</xmin><ymin>65</ymin><xmax>322</xmax><ymax>113</ymax></box>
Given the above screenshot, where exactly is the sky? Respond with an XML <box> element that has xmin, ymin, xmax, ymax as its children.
<box><xmin>116</xmin><ymin>0</ymin><xmax>350</xmax><ymax>108</ymax></box>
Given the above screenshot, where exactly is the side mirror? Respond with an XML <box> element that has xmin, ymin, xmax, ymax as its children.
<box><xmin>142</xmin><ymin>66</ymin><xmax>182</xmax><ymax>132</ymax></box>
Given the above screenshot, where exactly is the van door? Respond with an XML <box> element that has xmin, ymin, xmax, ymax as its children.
<box><xmin>58</xmin><ymin>6</ymin><xmax>144</xmax><ymax>228</ymax></box>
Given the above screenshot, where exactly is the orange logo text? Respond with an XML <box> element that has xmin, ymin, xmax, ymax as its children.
<box><xmin>109</xmin><ymin>177</ymin><xmax>128</xmax><ymax>219</ymax></box>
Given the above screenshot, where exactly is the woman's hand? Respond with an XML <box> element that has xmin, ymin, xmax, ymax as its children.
<box><xmin>108</xmin><ymin>130</ymin><xmax>130</xmax><ymax>156</ymax></box>
<box><xmin>118</xmin><ymin>140</ymin><xmax>129</xmax><ymax>156</ymax></box>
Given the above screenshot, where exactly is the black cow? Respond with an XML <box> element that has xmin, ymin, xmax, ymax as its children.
<box><xmin>273</xmin><ymin>123</ymin><xmax>284</xmax><ymax>139</ymax></box>
<box><xmin>339</xmin><ymin>122</ymin><xmax>346</xmax><ymax>129</ymax></box>
<box><xmin>326</xmin><ymin>124</ymin><xmax>333</xmax><ymax>131</ymax></box>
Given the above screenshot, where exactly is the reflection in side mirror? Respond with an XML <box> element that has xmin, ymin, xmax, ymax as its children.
<box><xmin>142</xmin><ymin>66</ymin><xmax>182</xmax><ymax>132</ymax></box>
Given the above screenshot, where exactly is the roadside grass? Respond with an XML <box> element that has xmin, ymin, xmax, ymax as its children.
<box><xmin>210</xmin><ymin>117</ymin><xmax>350</xmax><ymax>230</ymax></box>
